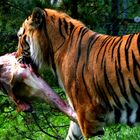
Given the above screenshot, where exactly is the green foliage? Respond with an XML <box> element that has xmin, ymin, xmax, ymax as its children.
<box><xmin>77</xmin><ymin>0</ymin><xmax>111</xmax><ymax>28</ymax></box>
<box><xmin>0</xmin><ymin>91</ymin><xmax>69</xmax><ymax>140</ymax></box>
<box><xmin>90</xmin><ymin>125</ymin><xmax>140</xmax><ymax>140</ymax></box>
<box><xmin>0</xmin><ymin>0</ymin><xmax>51</xmax><ymax>55</ymax></box>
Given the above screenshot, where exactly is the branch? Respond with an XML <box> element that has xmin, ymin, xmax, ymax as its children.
<box><xmin>2</xmin><ymin>1</ymin><xmax>29</xmax><ymax>16</ymax></box>
<box><xmin>41</xmin><ymin>109</ymin><xmax>64</xmax><ymax>138</ymax></box>
<box><xmin>14</xmin><ymin>126</ymin><xmax>35</xmax><ymax>140</ymax></box>
<box><xmin>31</xmin><ymin>112</ymin><xmax>60</xmax><ymax>139</ymax></box>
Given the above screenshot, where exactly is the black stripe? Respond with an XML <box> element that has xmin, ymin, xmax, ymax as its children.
<box><xmin>117</xmin><ymin>40</ymin><xmax>122</xmax><ymax>70</ymax></box>
<box><xmin>115</xmin><ymin>60</ymin><xmax>129</xmax><ymax>102</ymax></box>
<box><xmin>86</xmin><ymin>34</ymin><xmax>100</xmax><ymax>64</ymax></box>
<box><xmin>76</xmin><ymin>27</ymin><xmax>85</xmax><ymax>60</ymax></box>
<box><xmin>94</xmin><ymin>75</ymin><xmax>113</xmax><ymax>111</ymax></box>
<box><xmin>23</xmin><ymin>35</ymin><xmax>29</xmax><ymax>48</ymax></box>
<box><xmin>125</xmin><ymin>103</ymin><xmax>133</xmax><ymax>126</ymax></box>
<box><xmin>77</xmin><ymin>28</ymin><xmax>89</xmax><ymax>63</ymax></box>
<box><xmin>23</xmin><ymin>47</ymin><xmax>30</xmax><ymax>55</ymax></box>
<box><xmin>68</xmin><ymin>136</ymin><xmax>72</xmax><ymax>140</ymax></box>
<box><xmin>74</xmin><ymin>28</ymin><xmax>89</xmax><ymax>103</ymax></box>
<box><xmin>63</xmin><ymin>18</ymin><xmax>68</xmax><ymax>35</ymax></box>
<box><xmin>104</xmin><ymin>60</ymin><xmax>123</xmax><ymax>109</ymax></box>
<box><xmin>132</xmin><ymin>51</ymin><xmax>140</xmax><ymax>87</ymax></box>
<box><xmin>43</xmin><ymin>11</ymin><xmax>57</xmax><ymax>76</ymax></box>
<box><xmin>77</xmin><ymin>27</ymin><xmax>84</xmax><ymax>39</ymax></box>
<box><xmin>108</xmin><ymin>37</ymin><xmax>118</xmax><ymax>51</ymax></box>
<box><xmin>100</xmin><ymin>37</ymin><xmax>113</xmax><ymax>68</ymax></box>
<box><xmin>82</xmin><ymin>63</ymin><xmax>93</xmax><ymax>105</ymax></box>
<box><xmin>125</xmin><ymin>34</ymin><xmax>135</xmax><ymax>71</ymax></box>
<box><xmin>114</xmin><ymin>106</ymin><xmax>121</xmax><ymax>123</ymax></box>
<box><xmin>50</xmin><ymin>16</ymin><xmax>55</xmax><ymax>24</ymax></box>
<box><xmin>21</xmin><ymin>35</ymin><xmax>30</xmax><ymax>57</ymax></box>
<box><xmin>87</xmin><ymin>33</ymin><xmax>98</xmax><ymax>57</ymax></box>
<box><xmin>43</xmin><ymin>10</ymin><xmax>48</xmax><ymax>16</ymax></box>
<box><xmin>58</xmin><ymin>18</ymin><xmax>66</xmax><ymax>40</ymax></box>
<box><xmin>69</xmin><ymin>22</ymin><xmax>75</xmax><ymax>34</ymax></box>
<box><xmin>129</xmin><ymin>79</ymin><xmax>140</xmax><ymax>104</ymax></box>
<box><xmin>56</xmin><ymin>18</ymin><xmax>66</xmax><ymax>50</ymax></box>
<box><xmin>96</xmin><ymin>36</ymin><xmax>112</xmax><ymax>62</ymax></box>
<box><xmin>22</xmin><ymin>28</ymin><xmax>25</xmax><ymax>35</ymax></box>
<box><xmin>69</xmin><ymin>26</ymin><xmax>79</xmax><ymax>47</ymax></box>
<box><xmin>72</xmin><ymin>130</ymin><xmax>80</xmax><ymax>139</ymax></box>
<box><xmin>136</xmin><ymin>107</ymin><xmax>140</xmax><ymax>122</ymax></box>
<box><xmin>70</xmin><ymin>26</ymin><xmax>83</xmax><ymax>47</ymax></box>
<box><xmin>125</xmin><ymin>34</ymin><xmax>135</xmax><ymax>50</ymax></box>
<box><xmin>111</xmin><ymin>36</ymin><xmax>123</xmax><ymax>59</ymax></box>
<box><xmin>137</xmin><ymin>33</ymin><xmax>140</xmax><ymax>54</ymax></box>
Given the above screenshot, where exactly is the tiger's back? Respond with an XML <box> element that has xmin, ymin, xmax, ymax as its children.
<box><xmin>62</xmin><ymin>31</ymin><xmax>140</xmax><ymax>136</ymax></box>
<box><xmin>91</xmin><ymin>33</ymin><xmax>140</xmax><ymax>125</ymax></box>
<box><xmin>16</xmin><ymin>7</ymin><xmax>140</xmax><ymax>138</ymax></box>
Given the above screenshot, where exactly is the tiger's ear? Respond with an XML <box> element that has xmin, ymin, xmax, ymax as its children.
<box><xmin>31</xmin><ymin>7</ymin><xmax>45</xmax><ymax>28</ymax></box>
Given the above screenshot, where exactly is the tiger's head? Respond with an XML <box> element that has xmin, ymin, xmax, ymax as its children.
<box><xmin>16</xmin><ymin>8</ymin><xmax>49</xmax><ymax>69</ymax></box>
<box><xmin>16</xmin><ymin>7</ymin><xmax>82</xmax><ymax>70</ymax></box>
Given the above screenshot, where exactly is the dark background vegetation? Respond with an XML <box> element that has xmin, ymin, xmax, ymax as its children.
<box><xmin>0</xmin><ymin>0</ymin><xmax>140</xmax><ymax>139</ymax></box>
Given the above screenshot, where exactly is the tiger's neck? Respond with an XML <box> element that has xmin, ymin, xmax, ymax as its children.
<box><xmin>51</xmin><ymin>27</ymin><xmax>104</xmax><ymax>90</ymax></box>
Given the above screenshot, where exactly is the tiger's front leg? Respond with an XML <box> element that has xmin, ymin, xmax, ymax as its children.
<box><xmin>66</xmin><ymin>121</ymin><xmax>83</xmax><ymax>140</ymax></box>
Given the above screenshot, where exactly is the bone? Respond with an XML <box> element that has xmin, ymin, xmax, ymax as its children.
<box><xmin>0</xmin><ymin>53</ymin><xmax>77</xmax><ymax>122</ymax></box>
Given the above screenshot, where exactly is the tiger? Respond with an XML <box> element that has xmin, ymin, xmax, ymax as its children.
<box><xmin>16</xmin><ymin>7</ymin><xmax>140</xmax><ymax>139</ymax></box>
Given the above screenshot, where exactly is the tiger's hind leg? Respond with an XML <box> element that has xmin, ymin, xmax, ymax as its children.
<box><xmin>66</xmin><ymin>121</ymin><xmax>83</xmax><ymax>140</ymax></box>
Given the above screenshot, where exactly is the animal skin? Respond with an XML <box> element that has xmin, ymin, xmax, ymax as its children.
<box><xmin>0</xmin><ymin>53</ymin><xmax>76</xmax><ymax>122</ymax></box>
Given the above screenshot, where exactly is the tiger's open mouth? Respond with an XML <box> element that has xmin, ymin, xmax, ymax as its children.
<box><xmin>22</xmin><ymin>56</ymin><xmax>39</xmax><ymax>75</ymax></box>
<box><xmin>20</xmin><ymin>56</ymin><xmax>39</xmax><ymax>75</ymax></box>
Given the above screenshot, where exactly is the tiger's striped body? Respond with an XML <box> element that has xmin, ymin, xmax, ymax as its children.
<box><xmin>16</xmin><ymin>7</ymin><xmax>140</xmax><ymax>139</ymax></box>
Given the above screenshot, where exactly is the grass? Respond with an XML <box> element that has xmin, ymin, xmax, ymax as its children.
<box><xmin>0</xmin><ymin>88</ymin><xmax>140</xmax><ymax>140</ymax></box>
<box><xmin>91</xmin><ymin>125</ymin><xmax>140</xmax><ymax>140</ymax></box>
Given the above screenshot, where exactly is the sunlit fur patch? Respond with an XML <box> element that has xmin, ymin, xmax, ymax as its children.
<box><xmin>30</xmin><ymin>40</ymin><xmax>44</xmax><ymax>69</ymax></box>
<box><xmin>17</xmin><ymin>27</ymin><xmax>24</xmax><ymax>37</ymax></box>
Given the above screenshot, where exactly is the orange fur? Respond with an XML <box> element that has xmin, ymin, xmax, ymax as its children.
<box><xmin>16</xmin><ymin>7</ymin><xmax>140</xmax><ymax>138</ymax></box>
